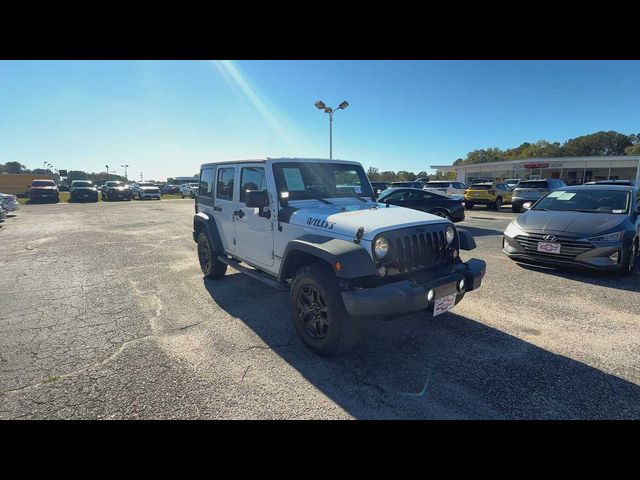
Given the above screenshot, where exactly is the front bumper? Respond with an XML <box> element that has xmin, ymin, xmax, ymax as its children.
<box><xmin>140</xmin><ymin>192</ymin><xmax>161</xmax><ymax>199</ymax></box>
<box><xmin>502</xmin><ymin>235</ymin><xmax>625</xmax><ymax>271</ymax></box>
<box><xmin>341</xmin><ymin>258</ymin><xmax>486</xmax><ymax>317</ymax></box>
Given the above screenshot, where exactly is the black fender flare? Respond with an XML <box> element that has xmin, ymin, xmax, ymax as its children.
<box><xmin>193</xmin><ymin>212</ymin><xmax>224</xmax><ymax>252</ymax></box>
<box><xmin>278</xmin><ymin>234</ymin><xmax>377</xmax><ymax>282</ymax></box>
<box><xmin>457</xmin><ymin>228</ymin><xmax>476</xmax><ymax>251</ymax></box>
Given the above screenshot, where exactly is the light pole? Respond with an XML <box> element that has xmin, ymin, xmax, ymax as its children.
<box><xmin>121</xmin><ymin>164</ymin><xmax>129</xmax><ymax>180</ymax></box>
<box><xmin>314</xmin><ymin>100</ymin><xmax>349</xmax><ymax>160</ymax></box>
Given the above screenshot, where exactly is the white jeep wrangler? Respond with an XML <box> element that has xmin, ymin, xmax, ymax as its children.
<box><xmin>193</xmin><ymin>158</ymin><xmax>486</xmax><ymax>356</ymax></box>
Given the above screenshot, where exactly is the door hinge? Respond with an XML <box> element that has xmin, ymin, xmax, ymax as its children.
<box><xmin>233</xmin><ymin>238</ymin><xmax>236</xmax><ymax>245</ymax></box>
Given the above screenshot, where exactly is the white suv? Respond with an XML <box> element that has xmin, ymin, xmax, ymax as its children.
<box><xmin>192</xmin><ymin>158</ymin><xmax>486</xmax><ymax>356</ymax></box>
<box><xmin>180</xmin><ymin>183</ymin><xmax>198</xmax><ymax>199</ymax></box>
<box><xmin>423</xmin><ymin>181</ymin><xmax>468</xmax><ymax>199</ymax></box>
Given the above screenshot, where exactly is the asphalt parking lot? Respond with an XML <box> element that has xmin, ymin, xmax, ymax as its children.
<box><xmin>1</xmin><ymin>200</ymin><xmax>639</xmax><ymax>419</ymax></box>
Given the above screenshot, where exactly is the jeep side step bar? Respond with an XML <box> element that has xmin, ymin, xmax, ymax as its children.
<box><xmin>217</xmin><ymin>256</ymin><xmax>289</xmax><ymax>291</ymax></box>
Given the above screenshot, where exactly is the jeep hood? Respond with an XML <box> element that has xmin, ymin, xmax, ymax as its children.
<box><xmin>285</xmin><ymin>202</ymin><xmax>449</xmax><ymax>240</ymax></box>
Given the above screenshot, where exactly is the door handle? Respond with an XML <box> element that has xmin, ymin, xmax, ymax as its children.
<box><xmin>234</xmin><ymin>209</ymin><xmax>245</xmax><ymax>218</ymax></box>
<box><xmin>213</xmin><ymin>206</ymin><xmax>222</xmax><ymax>211</ymax></box>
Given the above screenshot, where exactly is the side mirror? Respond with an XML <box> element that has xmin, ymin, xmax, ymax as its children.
<box><xmin>523</xmin><ymin>202</ymin><xmax>532</xmax><ymax>210</ymax></box>
<box><xmin>245</xmin><ymin>190</ymin><xmax>269</xmax><ymax>208</ymax></box>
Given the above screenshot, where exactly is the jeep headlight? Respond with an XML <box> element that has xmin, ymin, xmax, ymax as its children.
<box><xmin>504</xmin><ymin>220</ymin><xmax>526</xmax><ymax>238</ymax></box>
<box><xmin>374</xmin><ymin>237</ymin><xmax>390</xmax><ymax>259</ymax></box>
<box><xmin>587</xmin><ymin>230</ymin><xmax>624</xmax><ymax>242</ymax></box>
<box><xmin>446</xmin><ymin>225</ymin><xmax>455</xmax><ymax>244</ymax></box>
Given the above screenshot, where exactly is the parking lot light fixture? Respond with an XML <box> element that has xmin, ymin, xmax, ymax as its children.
<box><xmin>314</xmin><ymin>99</ymin><xmax>349</xmax><ymax>160</ymax></box>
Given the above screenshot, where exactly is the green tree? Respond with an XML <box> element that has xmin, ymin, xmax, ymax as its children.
<box><xmin>625</xmin><ymin>144</ymin><xmax>640</xmax><ymax>155</ymax></box>
<box><xmin>562</xmin><ymin>131</ymin><xmax>632</xmax><ymax>156</ymax></box>
<box><xmin>366</xmin><ymin>166</ymin><xmax>380</xmax><ymax>181</ymax></box>
<box><xmin>395</xmin><ymin>171</ymin><xmax>417</xmax><ymax>181</ymax></box>
<box><xmin>4</xmin><ymin>161</ymin><xmax>27</xmax><ymax>173</ymax></box>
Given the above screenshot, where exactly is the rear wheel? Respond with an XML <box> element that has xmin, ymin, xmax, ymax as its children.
<box><xmin>197</xmin><ymin>232</ymin><xmax>227</xmax><ymax>279</ymax></box>
<box><xmin>493</xmin><ymin>197</ymin><xmax>503</xmax><ymax>210</ymax></box>
<box><xmin>465</xmin><ymin>202</ymin><xmax>474</xmax><ymax>210</ymax></box>
<box><xmin>290</xmin><ymin>263</ymin><xmax>351</xmax><ymax>356</ymax></box>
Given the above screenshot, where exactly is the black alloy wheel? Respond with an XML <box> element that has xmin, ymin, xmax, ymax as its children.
<box><xmin>296</xmin><ymin>284</ymin><xmax>330</xmax><ymax>340</ymax></box>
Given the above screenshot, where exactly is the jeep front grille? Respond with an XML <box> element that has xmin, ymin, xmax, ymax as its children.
<box><xmin>389</xmin><ymin>228</ymin><xmax>453</xmax><ymax>273</ymax></box>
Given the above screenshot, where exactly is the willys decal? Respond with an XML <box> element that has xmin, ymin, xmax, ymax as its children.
<box><xmin>307</xmin><ymin>217</ymin><xmax>335</xmax><ymax>230</ymax></box>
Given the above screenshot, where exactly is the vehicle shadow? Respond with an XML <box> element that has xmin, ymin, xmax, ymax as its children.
<box><xmin>203</xmin><ymin>274</ymin><xmax>640</xmax><ymax>419</ymax></box>
<box><xmin>458</xmin><ymin>225</ymin><xmax>505</xmax><ymax>237</ymax></box>
<box><xmin>516</xmin><ymin>262</ymin><xmax>640</xmax><ymax>293</ymax></box>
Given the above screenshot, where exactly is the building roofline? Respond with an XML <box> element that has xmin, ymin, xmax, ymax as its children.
<box><xmin>431</xmin><ymin>156</ymin><xmax>640</xmax><ymax>170</ymax></box>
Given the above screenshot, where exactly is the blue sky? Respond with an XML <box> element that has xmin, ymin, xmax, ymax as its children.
<box><xmin>0</xmin><ymin>60</ymin><xmax>638</xmax><ymax>180</ymax></box>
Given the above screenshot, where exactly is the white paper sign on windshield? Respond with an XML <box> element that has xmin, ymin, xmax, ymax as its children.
<box><xmin>282</xmin><ymin>168</ymin><xmax>306</xmax><ymax>191</ymax></box>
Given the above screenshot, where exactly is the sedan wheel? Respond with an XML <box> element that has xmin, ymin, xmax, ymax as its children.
<box><xmin>626</xmin><ymin>242</ymin><xmax>638</xmax><ymax>275</ymax></box>
<box><xmin>431</xmin><ymin>209</ymin><xmax>450</xmax><ymax>220</ymax></box>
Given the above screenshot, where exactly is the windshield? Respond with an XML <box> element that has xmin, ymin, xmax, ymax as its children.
<box><xmin>32</xmin><ymin>180</ymin><xmax>55</xmax><ymax>187</ymax></box>
<box><xmin>73</xmin><ymin>181</ymin><xmax>92</xmax><ymax>187</ymax></box>
<box><xmin>106</xmin><ymin>181</ymin><xmax>123</xmax><ymax>187</ymax></box>
<box><xmin>533</xmin><ymin>189</ymin><xmax>631</xmax><ymax>214</ymax></box>
<box><xmin>273</xmin><ymin>162</ymin><xmax>374</xmax><ymax>201</ymax></box>
<box><xmin>469</xmin><ymin>184</ymin><xmax>492</xmax><ymax>190</ymax></box>
<box><xmin>426</xmin><ymin>182</ymin><xmax>450</xmax><ymax>187</ymax></box>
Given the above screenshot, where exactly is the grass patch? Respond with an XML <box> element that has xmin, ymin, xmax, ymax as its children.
<box><xmin>42</xmin><ymin>375</ymin><xmax>61</xmax><ymax>384</ymax></box>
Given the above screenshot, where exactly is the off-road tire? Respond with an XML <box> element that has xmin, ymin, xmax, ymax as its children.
<box><xmin>290</xmin><ymin>263</ymin><xmax>351</xmax><ymax>357</ymax></box>
<box><xmin>197</xmin><ymin>232</ymin><xmax>227</xmax><ymax>279</ymax></box>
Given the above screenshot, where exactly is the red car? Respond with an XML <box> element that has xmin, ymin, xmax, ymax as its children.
<box><xmin>29</xmin><ymin>179</ymin><xmax>60</xmax><ymax>203</ymax></box>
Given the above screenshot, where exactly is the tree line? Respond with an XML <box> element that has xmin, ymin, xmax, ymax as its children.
<box><xmin>0</xmin><ymin>162</ymin><xmax>127</xmax><ymax>183</ymax></box>
<box><xmin>453</xmin><ymin>130</ymin><xmax>640</xmax><ymax>166</ymax></box>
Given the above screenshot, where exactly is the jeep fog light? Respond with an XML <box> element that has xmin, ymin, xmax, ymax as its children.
<box><xmin>427</xmin><ymin>289</ymin><xmax>436</xmax><ymax>302</ymax></box>
<box><xmin>446</xmin><ymin>226</ymin><xmax>455</xmax><ymax>244</ymax></box>
<box><xmin>374</xmin><ymin>237</ymin><xmax>389</xmax><ymax>259</ymax></box>
<box><xmin>376</xmin><ymin>265</ymin><xmax>387</xmax><ymax>277</ymax></box>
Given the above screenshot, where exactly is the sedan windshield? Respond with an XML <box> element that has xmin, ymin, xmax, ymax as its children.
<box><xmin>273</xmin><ymin>162</ymin><xmax>373</xmax><ymax>201</ymax></box>
<box><xmin>32</xmin><ymin>180</ymin><xmax>55</xmax><ymax>187</ymax></box>
<box><xmin>73</xmin><ymin>181</ymin><xmax>92</xmax><ymax>187</ymax></box>
<box><xmin>533</xmin><ymin>189</ymin><xmax>630</xmax><ymax>214</ymax></box>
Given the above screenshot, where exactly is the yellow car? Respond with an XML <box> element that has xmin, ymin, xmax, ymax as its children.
<box><xmin>464</xmin><ymin>182</ymin><xmax>513</xmax><ymax>210</ymax></box>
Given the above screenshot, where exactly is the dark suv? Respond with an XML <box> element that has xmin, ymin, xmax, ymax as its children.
<box><xmin>29</xmin><ymin>179</ymin><xmax>59</xmax><ymax>203</ymax></box>
<box><xmin>511</xmin><ymin>179</ymin><xmax>566</xmax><ymax>213</ymax></box>
<box><xmin>102</xmin><ymin>181</ymin><xmax>132</xmax><ymax>201</ymax></box>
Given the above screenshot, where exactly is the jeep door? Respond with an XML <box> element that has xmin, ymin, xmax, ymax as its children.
<box><xmin>213</xmin><ymin>166</ymin><xmax>237</xmax><ymax>252</ymax></box>
<box><xmin>234</xmin><ymin>164</ymin><xmax>274</xmax><ymax>267</ymax></box>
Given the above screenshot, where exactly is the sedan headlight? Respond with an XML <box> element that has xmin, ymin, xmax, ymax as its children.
<box><xmin>587</xmin><ymin>230</ymin><xmax>624</xmax><ymax>242</ymax></box>
<box><xmin>504</xmin><ymin>220</ymin><xmax>526</xmax><ymax>238</ymax></box>
<box><xmin>374</xmin><ymin>237</ymin><xmax>390</xmax><ymax>259</ymax></box>
<box><xmin>446</xmin><ymin>225</ymin><xmax>455</xmax><ymax>244</ymax></box>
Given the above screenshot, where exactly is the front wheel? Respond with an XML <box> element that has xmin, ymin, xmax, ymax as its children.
<box><xmin>430</xmin><ymin>208</ymin><xmax>450</xmax><ymax>220</ymax></box>
<box><xmin>290</xmin><ymin>263</ymin><xmax>351</xmax><ymax>357</ymax></box>
<box><xmin>197</xmin><ymin>232</ymin><xmax>227</xmax><ymax>279</ymax></box>
<box><xmin>620</xmin><ymin>241</ymin><xmax>638</xmax><ymax>276</ymax></box>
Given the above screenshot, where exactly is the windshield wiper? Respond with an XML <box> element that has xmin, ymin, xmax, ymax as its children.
<box><xmin>310</xmin><ymin>196</ymin><xmax>333</xmax><ymax>205</ymax></box>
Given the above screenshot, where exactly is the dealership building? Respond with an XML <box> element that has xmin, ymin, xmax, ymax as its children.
<box><xmin>431</xmin><ymin>156</ymin><xmax>640</xmax><ymax>185</ymax></box>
